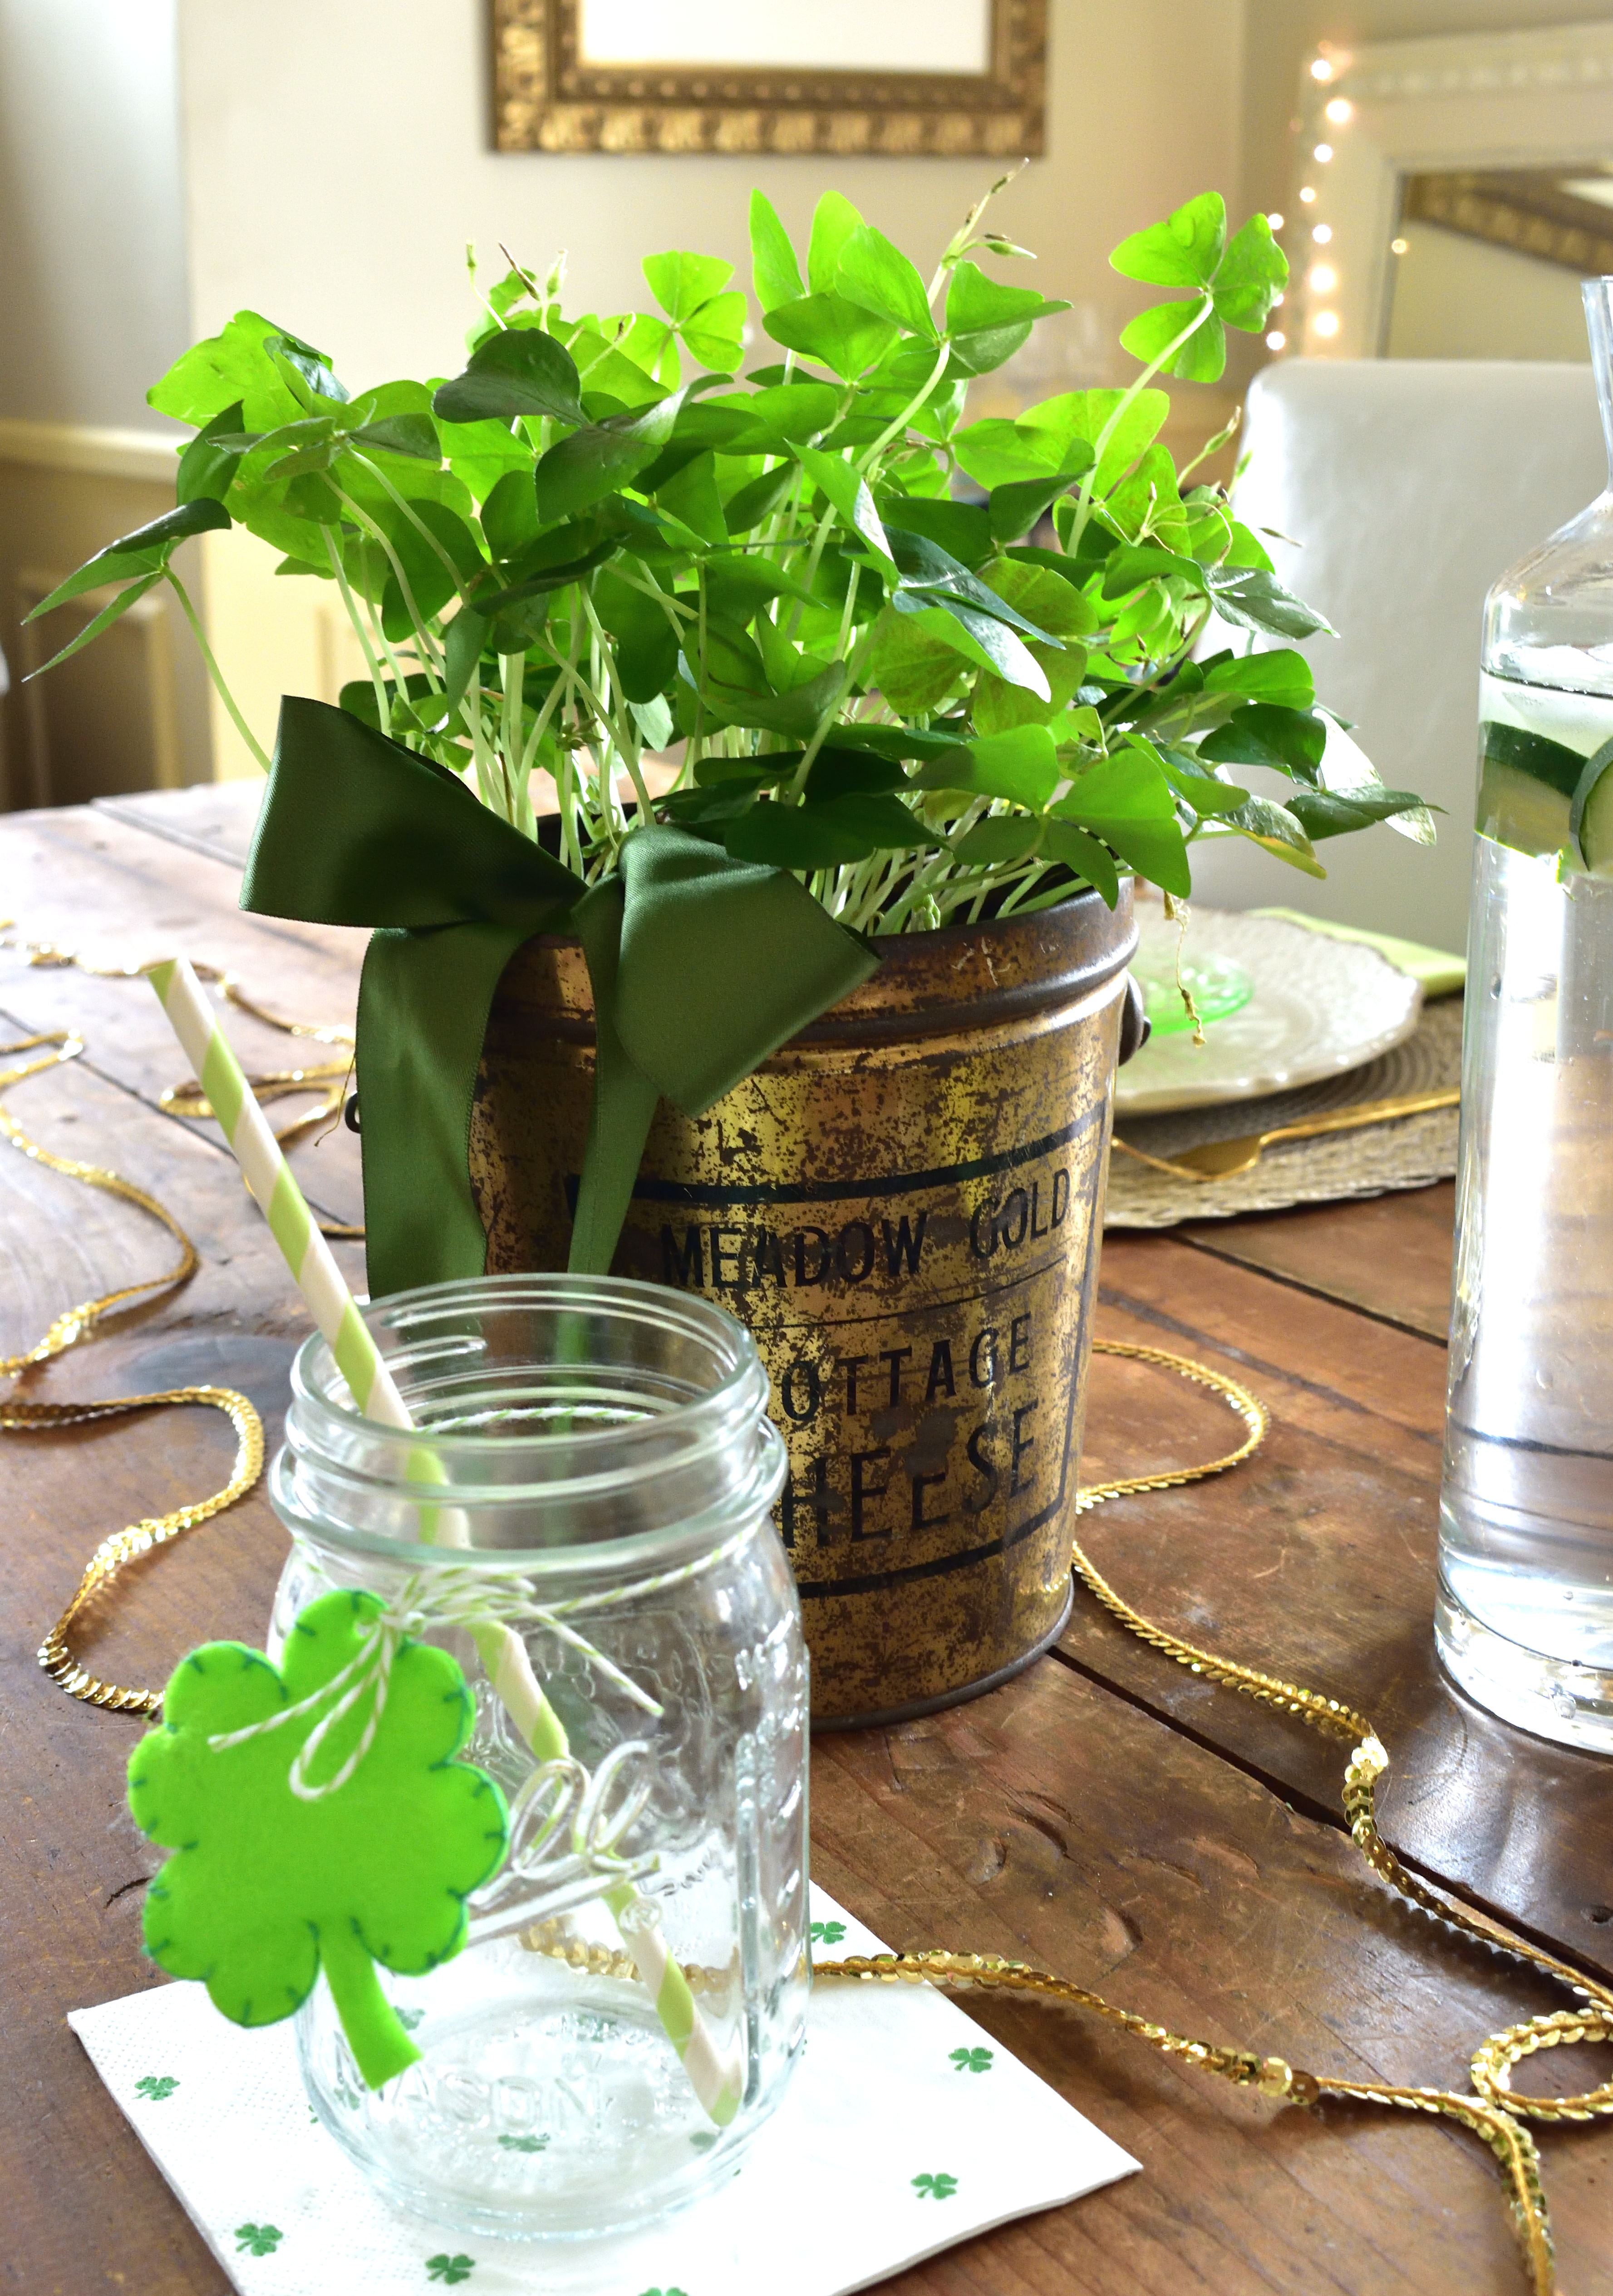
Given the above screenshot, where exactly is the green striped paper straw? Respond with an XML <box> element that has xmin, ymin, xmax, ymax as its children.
<box><xmin>148</xmin><ymin>958</ymin><xmax>739</xmax><ymax>2125</ymax></box>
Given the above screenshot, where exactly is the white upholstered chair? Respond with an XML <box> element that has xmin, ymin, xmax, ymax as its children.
<box><xmin>1186</xmin><ymin>359</ymin><xmax>1607</xmax><ymax>953</ymax></box>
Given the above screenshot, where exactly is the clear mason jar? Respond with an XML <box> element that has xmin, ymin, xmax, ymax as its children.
<box><xmin>1436</xmin><ymin>278</ymin><xmax>1613</xmax><ymax>1752</ymax></box>
<box><xmin>267</xmin><ymin>1274</ymin><xmax>806</xmax><ymax>2240</ymax></box>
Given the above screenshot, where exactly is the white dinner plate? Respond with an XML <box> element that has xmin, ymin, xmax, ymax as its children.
<box><xmin>1113</xmin><ymin>907</ymin><xmax>1424</xmax><ymax>1116</ymax></box>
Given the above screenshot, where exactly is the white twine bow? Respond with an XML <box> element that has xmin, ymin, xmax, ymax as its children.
<box><xmin>207</xmin><ymin>1526</ymin><xmax>750</xmax><ymax>1802</ymax></box>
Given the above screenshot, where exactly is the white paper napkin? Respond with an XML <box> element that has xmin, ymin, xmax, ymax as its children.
<box><xmin>71</xmin><ymin>1886</ymin><xmax>1136</xmax><ymax>2296</ymax></box>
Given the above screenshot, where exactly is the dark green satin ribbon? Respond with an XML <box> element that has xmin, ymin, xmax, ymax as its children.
<box><xmin>241</xmin><ymin>699</ymin><xmax>878</xmax><ymax>1296</ymax></box>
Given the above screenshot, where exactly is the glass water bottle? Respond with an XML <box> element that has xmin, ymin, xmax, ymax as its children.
<box><xmin>1436</xmin><ymin>278</ymin><xmax>1613</xmax><ymax>1752</ymax></box>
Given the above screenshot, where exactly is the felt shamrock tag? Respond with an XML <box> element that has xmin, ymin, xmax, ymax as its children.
<box><xmin>127</xmin><ymin>1588</ymin><xmax>509</xmax><ymax>2090</ymax></box>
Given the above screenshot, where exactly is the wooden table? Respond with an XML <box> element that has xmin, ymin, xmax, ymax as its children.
<box><xmin>3</xmin><ymin>786</ymin><xmax>1609</xmax><ymax>2296</ymax></box>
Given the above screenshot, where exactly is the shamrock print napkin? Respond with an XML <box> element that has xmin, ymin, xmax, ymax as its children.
<box><xmin>70</xmin><ymin>1887</ymin><xmax>1136</xmax><ymax>2296</ymax></box>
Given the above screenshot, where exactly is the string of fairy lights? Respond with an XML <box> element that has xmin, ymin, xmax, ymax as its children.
<box><xmin>1264</xmin><ymin>46</ymin><xmax>1364</xmax><ymax>361</ymax></box>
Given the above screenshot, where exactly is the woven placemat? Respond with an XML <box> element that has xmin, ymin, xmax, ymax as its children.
<box><xmin>1105</xmin><ymin>995</ymin><xmax>1462</xmax><ymax>1229</ymax></box>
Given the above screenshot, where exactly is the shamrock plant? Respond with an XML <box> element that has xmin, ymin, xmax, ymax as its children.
<box><xmin>32</xmin><ymin>182</ymin><xmax>1427</xmax><ymax>936</ymax></box>
<box><xmin>128</xmin><ymin>1590</ymin><xmax>509</xmax><ymax>2091</ymax></box>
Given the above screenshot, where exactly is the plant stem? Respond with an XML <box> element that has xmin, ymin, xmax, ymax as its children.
<box><xmin>855</xmin><ymin>339</ymin><xmax>951</xmax><ymax>475</ymax></box>
<box><xmin>1067</xmin><ymin>296</ymin><xmax>1217</xmax><ymax>552</ymax></box>
<box><xmin>687</xmin><ymin>565</ymin><xmax>709</xmax><ymax>775</ymax></box>
<box><xmin>323</xmin><ymin>531</ymin><xmax>391</xmax><ymax>734</ymax></box>
<box><xmin>334</xmin><ymin>488</ymin><xmax>445</xmax><ymax>682</ymax></box>
<box><xmin>163</xmin><ymin>570</ymin><xmax>273</xmax><ymax>773</ymax></box>
<box><xmin>580</xmin><ymin>588</ymin><xmax>654</xmax><ymax>821</ymax></box>
<box><xmin>349</xmin><ymin>451</ymin><xmax>468</xmax><ymax>599</ymax></box>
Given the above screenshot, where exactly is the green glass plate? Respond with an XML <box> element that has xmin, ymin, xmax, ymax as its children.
<box><xmin>1135</xmin><ymin>954</ymin><xmax>1254</xmax><ymax>1037</ymax></box>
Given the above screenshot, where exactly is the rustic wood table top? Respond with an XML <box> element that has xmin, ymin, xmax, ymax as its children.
<box><xmin>2</xmin><ymin>785</ymin><xmax>1609</xmax><ymax>2296</ymax></box>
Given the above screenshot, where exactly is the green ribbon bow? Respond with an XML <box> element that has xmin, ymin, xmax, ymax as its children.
<box><xmin>241</xmin><ymin>700</ymin><xmax>879</xmax><ymax>1296</ymax></box>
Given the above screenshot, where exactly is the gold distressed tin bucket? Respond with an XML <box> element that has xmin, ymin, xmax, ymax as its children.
<box><xmin>469</xmin><ymin>885</ymin><xmax>1142</xmax><ymax>1726</ymax></box>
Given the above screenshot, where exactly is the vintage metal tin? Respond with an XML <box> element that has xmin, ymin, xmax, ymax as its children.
<box><xmin>469</xmin><ymin>885</ymin><xmax>1140</xmax><ymax>1726</ymax></box>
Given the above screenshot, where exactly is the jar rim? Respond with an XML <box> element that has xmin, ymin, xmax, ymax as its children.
<box><xmin>276</xmin><ymin>1273</ymin><xmax>782</xmax><ymax>1573</ymax></box>
<box><xmin>295</xmin><ymin>1271</ymin><xmax>761</xmax><ymax>1438</ymax></box>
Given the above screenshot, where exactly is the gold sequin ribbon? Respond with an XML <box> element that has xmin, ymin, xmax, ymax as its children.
<box><xmin>5</xmin><ymin>947</ymin><xmax>1610</xmax><ymax>2293</ymax></box>
<box><xmin>0</xmin><ymin>920</ymin><xmax>357</xmax><ymax>1713</ymax></box>
<box><xmin>814</xmin><ymin>1358</ymin><xmax>1613</xmax><ymax>2296</ymax></box>
<box><xmin>0</xmin><ymin>1023</ymin><xmax>264</xmax><ymax>1713</ymax></box>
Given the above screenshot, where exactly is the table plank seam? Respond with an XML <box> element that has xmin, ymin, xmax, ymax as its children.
<box><xmin>0</xmin><ymin>995</ymin><xmax>358</xmax><ymax>1240</ymax></box>
<box><xmin>1097</xmin><ymin>1281</ymin><xmax>1446</xmax><ymax>1446</ymax></box>
<box><xmin>1175</xmin><ymin>1232</ymin><xmax>1451</xmax><ymax>1351</ymax></box>
<box><xmin>11</xmin><ymin>808</ymin><xmax>366</xmax><ymax>974</ymax></box>
<box><xmin>1047</xmin><ymin>1640</ymin><xmax>1613</xmax><ymax>1989</ymax></box>
<box><xmin>93</xmin><ymin>795</ymin><xmax>252</xmax><ymax>870</ymax></box>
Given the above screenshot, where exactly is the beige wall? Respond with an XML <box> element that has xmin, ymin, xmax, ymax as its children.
<box><xmin>0</xmin><ymin>0</ymin><xmax>189</xmax><ymax>428</ymax></box>
<box><xmin>177</xmin><ymin>0</ymin><xmax>1246</xmax><ymax>390</ymax></box>
<box><xmin>176</xmin><ymin>0</ymin><xmax>1250</xmax><ymax>773</ymax></box>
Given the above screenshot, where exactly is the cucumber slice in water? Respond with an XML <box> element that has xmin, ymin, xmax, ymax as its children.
<box><xmin>1477</xmin><ymin>720</ymin><xmax>1583</xmax><ymax>859</ymax></box>
<box><xmin>1569</xmin><ymin>736</ymin><xmax>1613</xmax><ymax>875</ymax></box>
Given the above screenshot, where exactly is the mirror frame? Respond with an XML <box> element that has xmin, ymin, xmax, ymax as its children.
<box><xmin>490</xmin><ymin>0</ymin><xmax>1046</xmax><ymax>156</ymax></box>
<box><xmin>1288</xmin><ymin>20</ymin><xmax>1613</xmax><ymax>359</ymax></box>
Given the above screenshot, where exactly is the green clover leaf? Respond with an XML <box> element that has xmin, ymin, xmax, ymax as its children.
<box><xmin>128</xmin><ymin>1590</ymin><xmax>509</xmax><ymax>2091</ymax></box>
<box><xmin>134</xmin><ymin>2075</ymin><xmax>179</xmax><ymax>2101</ymax></box>
<box><xmin>497</xmin><ymin>2133</ymin><xmax>548</xmax><ymax>2153</ymax></box>
<box><xmin>809</xmin><ymin>1920</ymin><xmax>847</xmax><ymax>1945</ymax></box>
<box><xmin>913</xmin><ymin>2172</ymin><xmax>959</xmax><ymax>2199</ymax></box>
<box><xmin>426</xmin><ymin>2257</ymin><xmax>477</xmax><ymax>2285</ymax></box>
<box><xmin>949</xmin><ymin>2046</ymin><xmax>994</xmax><ymax>2073</ymax></box>
<box><xmin>234</xmin><ymin>2224</ymin><xmax>283</xmax><ymax>2257</ymax></box>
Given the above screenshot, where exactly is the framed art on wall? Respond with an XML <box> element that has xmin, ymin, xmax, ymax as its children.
<box><xmin>491</xmin><ymin>0</ymin><xmax>1046</xmax><ymax>156</ymax></box>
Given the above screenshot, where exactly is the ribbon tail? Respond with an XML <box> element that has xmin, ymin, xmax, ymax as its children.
<box><xmin>569</xmin><ymin>880</ymin><xmax>659</xmax><ymax>1277</ymax></box>
<box><xmin>357</xmin><ymin>921</ymin><xmax>537</xmax><ymax>1297</ymax></box>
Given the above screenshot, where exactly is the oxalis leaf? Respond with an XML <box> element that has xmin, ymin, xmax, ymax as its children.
<box><xmin>808</xmin><ymin>190</ymin><xmax>864</xmax><ymax>295</ymax></box>
<box><xmin>888</xmin><ymin>531</ymin><xmax>1061</xmax><ymax>643</ymax></box>
<box><xmin>944</xmin><ymin>261</ymin><xmax>1072</xmax><ymax>380</ymax></box>
<box><xmin>814</xmin><ymin>791</ymin><xmax>944</xmax><ymax>851</ymax></box>
<box><xmin>916</xmin><ymin>724</ymin><xmax>1060</xmax><ymax>811</ymax></box>
<box><xmin>532</xmin><ymin>383</ymin><xmax>712</xmax><ymax>525</ymax></box>
<box><xmin>763</xmin><ymin>292</ymin><xmax>899</xmax><ymax>382</ymax></box>
<box><xmin>643</xmin><ymin>250</ymin><xmax>734</xmax><ymax>325</ymax></box>
<box><xmin>835</xmin><ymin>223</ymin><xmax>936</xmax><ymax>339</ymax></box>
<box><xmin>24</xmin><ymin>570</ymin><xmax>164</xmax><ymax>678</ymax></box>
<box><xmin>722</xmin><ymin>797</ymin><xmax>874</xmax><ymax>868</ymax></box>
<box><xmin>177</xmin><ymin>402</ymin><xmax>255</xmax><ymax>506</ymax></box>
<box><xmin>1110</xmin><ymin>192</ymin><xmax>1227</xmax><ymax>289</ymax></box>
<box><xmin>1212</xmin><ymin>212</ymin><xmax>1288</xmax><ymax>330</ymax></box>
<box><xmin>1040</xmin><ymin>821</ymin><xmax>1120</xmax><ymax>906</ymax></box>
<box><xmin>1053</xmin><ymin>746</ymin><xmax>1191</xmax><ymax>896</ymax></box>
<box><xmin>1120</xmin><ymin>300</ymin><xmax>1226</xmax><ymax>384</ymax></box>
<box><xmin>890</xmin><ymin>595</ymin><xmax>1052</xmax><ymax>700</ymax></box>
<box><xmin>1285</xmin><ymin>785</ymin><xmax>1432</xmax><ymax>841</ymax></box>
<box><xmin>25</xmin><ymin>497</ymin><xmax>232</xmax><ymax>622</ymax></box>
<box><xmin>750</xmin><ymin>191</ymin><xmax>805</xmax><ymax>314</ymax></box>
<box><xmin>1219</xmin><ymin>794</ymin><xmax>1326</xmax><ymax>877</ymax></box>
<box><xmin>794</xmin><ymin>442</ymin><xmax>894</xmax><ymax>568</ymax></box>
<box><xmin>433</xmin><ymin>328</ymin><xmax>585</xmax><ymax>427</ymax></box>
<box><xmin>1201</xmin><ymin>649</ymin><xmax>1317</xmax><ymax>710</ymax></box>
<box><xmin>954</xmin><ymin>813</ymin><xmax>1043</xmax><ymax>867</ymax></box>
<box><xmin>1204</xmin><ymin>565</ymin><xmax>1333</xmax><ymax>640</ymax></box>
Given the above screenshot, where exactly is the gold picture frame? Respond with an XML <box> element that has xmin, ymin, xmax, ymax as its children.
<box><xmin>491</xmin><ymin>0</ymin><xmax>1046</xmax><ymax>157</ymax></box>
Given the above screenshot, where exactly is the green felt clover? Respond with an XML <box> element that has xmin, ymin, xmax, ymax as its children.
<box><xmin>128</xmin><ymin>1589</ymin><xmax>509</xmax><ymax>2090</ymax></box>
